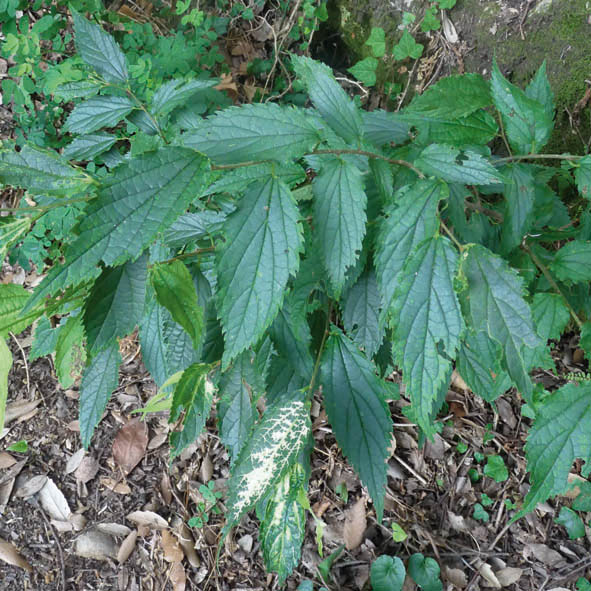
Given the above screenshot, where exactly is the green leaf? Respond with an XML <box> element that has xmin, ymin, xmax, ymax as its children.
<box><xmin>0</xmin><ymin>284</ymin><xmax>43</xmax><ymax>338</ymax></box>
<box><xmin>183</xmin><ymin>103</ymin><xmax>320</xmax><ymax>164</ymax></box>
<box><xmin>169</xmin><ymin>363</ymin><xmax>214</xmax><ymax>458</ymax></box>
<box><xmin>550</xmin><ymin>240</ymin><xmax>591</xmax><ymax>283</ymax></box>
<box><xmin>365</xmin><ymin>27</ymin><xmax>386</xmax><ymax>57</ymax></box>
<box><xmin>523</xmin><ymin>382</ymin><xmax>591</xmax><ymax>513</ymax></box>
<box><xmin>27</xmin><ymin>148</ymin><xmax>209</xmax><ymax>310</ymax></box>
<box><xmin>292</xmin><ymin>55</ymin><xmax>363</xmax><ymax>143</ymax></box>
<box><xmin>581</xmin><ymin>322</ymin><xmax>591</xmax><ymax>364</ymax></box>
<box><xmin>375</xmin><ymin>179</ymin><xmax>446</xmax><ymax>318</ymax></box>
<box><xmin>0</xmin><ymin>144</ymin><xmax>90</xmax><ymax>195</ymax></box>
<box><xmin>260</xmin><ymin>464</ymin><xmax>307</xmax><ymax>584</ymax></box>
<box><xmin>392</xmin><ymin>236</ymin><xmax>463</xmax><ymax>435</ymax></box>
<box><xmin>472</xmin><ymin>503</ymin><xmax>490</xmax><ymax>522</ymax></box>
<box><xmin>456</xmin><ymin>331</ymin><xmax>512</xmax><ymax>403</ymax></box>
<box><xmin>72</xmin><ymin>8</ymin><xmax>128</xmax><ymax>84</ymax></box>
<box><xmin>163</xmin><ymin>210</ymin><xmax>226</xmax><ymax>247</ymax></box>
<box><xmin>53</xmin><ymin>79</ymin><xmax>103</xmax><ymax>101</ymax></box>
<box><xmin>6</xmin><ymin>440</ymin><xmax>27</xmax><ymax>453</ymax></box>
<box><xmin>484</xmin><ymin>455</ymin><xmax>508</xmax><ymax>482</ymax></box>
<box><xmin>530</xmin><ymin>293</ymin><xmax>570</xmax><ymax>342</ymax></box>
<box><xmin>0</xmin><ymin>339</ymin><xmax>12</xmax><ymax>433</ymax></box>
<box><xmin>461</xmin><ymin>245</ymin><xmax>541</xmax><ymax>403</ymax></box>
<box><xmin>572</xmin><ymin>481</ymin><xmax>591</xmax><ymax>512</ymax></box>
<box><xmin>84</xmin><ymin>255</ymin><xmax>148</xmax><ymax>354</ymax></box>
<box><xmin>408</xmin><ymin>553</ymin><xmax>443</xmax><ymax>591</ymax></box>
<box><xmin>415</xmin><ymin>144</ymin><xmax>503</xmax><ymax>185</ymax></box>
<box><xmin>575</xmin><ymin>155</ymin><xmax>591</xmax><ymax>201</ymax></box>
<box><xmin>216</xmin><ymin>177</ymin><xmax>303</xmax><ymax>366</ymax></box>
<box><xmin>30</xmin><ymin>316</ymin><xmax>60</xmax><ymax>361</ymax></box>
<box><xmin>55</xmin><ymin>315</ymin><xmax>86</xmax><ymax>389</ymax></box>
<box><xmin>0</xmin><ymin>217</ymin><xmax>30</xmax><ymax>262</ymax></box>
<box><xmin>491</xmin><ymin>60</ymin><xmax>553</xmax><ymax>154</ymax></box>
<box><xmin>555</xmin><ymin>507</ymin><xmax>585</xmax><ymax>539</ymax></box>
<box><xmin>361</xmin><ymin>110</ymin><xmax>410</xmax><ymax>146</ymax></box>
<box><xmin>151</xmin><ymin>78</ymin><xmax>217</xmax><ymax>117</ymax></box>
<box><xmin>312</xmin><ymin>157</ymin><xmax>366</xmax><ymax>292</ymax></box>
<box><xmin>224</xmin><ymin>395</ymin><xmax>310</xmax><ymax>530</ymax></box>
<box><xmin>500</xmin><ymin>164</ymin><xmax>535</xmax><ymax>253</ymax></box>
<box><xmin>524</xmin><ymin>61</ymin><xmax>554</xmax><ymax>120</ymax></box>
<box><xmin>348</xmin><ymin>57</ymin><xmax>378</xmax><ymax>87</ymax></box>
<box><xmin>150</xmin><ymin>260</ymin><xmax>203</xmax><ymax>350</ymax></box>
<box><xmin>392</xmin><ymin>30</ymin><xmax>423</xmax><ymax>60</ymax></box>
<box><xmin>63</xmin><ymin>96</ymin><xmax>135</xmax><ymax>135</ymax></box>
<box><xmin>405</xmin><ymin>74</ymin><xmax>491</xmax><ymax>120</ymax></box>
<box><xmin>320</xmin><ymin>329</ymin><xmax>392</xmax><ymax>521</ymax></box>
<box><xmin>79</xmin><ymin>341</ymin><xmax>121</xmax><ymax>449</ymax></box>
<box><xmin>63</xmin><ymin>133</ymin><xmax>117</xmax><ymax>161</ymax></box>
<box><xmin>421</xmin><ymin>7</ymin><xmax>440</xmax><ymax>32</ymax></box>
<box><xmin>342</xmin><ymin>269</ymin><xmax>383</xmax><ymax>358</ymax></box>
<box><xmin>370</xmin><ymin>555</ymin><xmax>405</xmax><ymax>591</ymax></box>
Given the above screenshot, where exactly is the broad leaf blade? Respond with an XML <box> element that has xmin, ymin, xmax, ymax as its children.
<box><xmin>312</xmin><ymin>157</ymin><xmax>367</xmax><ymax>292</ymax></box>
<box><xmin>0</xmin><ymin>284</ymin><xmax>43</xmax><ymax>338</ymax></box>
<box><xmin>163</xmin><ymin>210</ymin><xmax>227</xmax><ymax>248</ymax></box>
<box><xmin>575</xmin><ymin>155</ymin><xmax>591</xmax><ymax>201</ymax></box>
<box><xmin>63</xmin><ymin>96</ymin><xmax>135</xmax><ymax>135</ymax></box>
<box><xmin>391</xmin><ymin>236</ymin><xmax>463</xmax><ymax>435</ymax></box>
<box><xmin>63</xmin><ymin>133</ymin><xmax>117</xmax><ymax>161</ymax></box>
<box><xmin>500</xmin><ymin>164</ymin><xmax>535</xmax><ymax>253</ymax></box>
<box><xmin>361</xmin><ymin>110</ymin><xmax>410</xmax><ymax>146</ymax></box>
<box><xmin>30</xmin><ymin>316</ymin><xmax>60</xmax><ymax>361</ymax></box>
<box><xmin>530</xmin><ymin>292</ymin><xmax>570</xmax><ymax>342</ymax></box>
<box><xmin>370</xmin><ymin>555</ymin><xmax>406</xmax><ymax>591</ymax></box>
<box><xmin>320</xmin><ymin>329</ymin><xmax>392</xmax><ymax>520</ymax></box>
<box><xmin>151</xmin><ymin>78</ymin><xmax>217</xmax><ymax>117</ymax></box>
<box><xmin>0</xmin><ymin>339</ymin><xmax>12</xmax><ymax>433</ymax></box>
<box><xmin>216</xmin><ymin>177</ymin><xmax>303</xmax><ymax>366</ymax></box>
<box><xmin>524</xmin><ymin>61</ymin><xmax>554</xmax><ymax>120</ymax></box>
<box><xmin>550</xmin><ymin>240</ymin><xmax>591</xmax><ymax>283</ymax></box>
<box><xmin>55</xmin><ymin>315</ymin><xmax>87</xmax><ymax>389</ymax></box>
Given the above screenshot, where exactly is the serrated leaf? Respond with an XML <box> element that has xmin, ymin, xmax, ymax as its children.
<box><xmin>183</xmin><ymin>103</ymin><xmax>319</xmax><ymax>164</ymax></box>
<box><xmin>415</xmin><ymin>144</ymin><xmax>502</xmax><ymax>185</ymax></box>
<box><xmin>550</xmin><ymin>240</ymin><xmax>591</xmax><ymax>283</ymax></box>
<box><xmin>456</xmin><ymin>330</ymin><xmax>512</xmax><ymax>403</ymax></box>
<box><xmin>392</xmin><ymin>30</ymin><xmax>423</xmax><ymax>60</ymax></box>
<box><xmin>169</xmin><ymin>363</ymin><xmax>214</xmax><ymax>458</ymax></box>
<box><xmin>163</xmin><ymin>210</ymin><xmax>227</xmax><ymax>247</ymax></box>
<box><xmin>79</xmin><ymin>342</ymin><xmax>121</xmax><ymax>449</ymax></box>
<box><xmin>581</xmin><ymin>322</ymin><xmax>591</xmax><ymax>364</ymax></box>
<box><xmin>491</xmin><ymin>60</ymin><xmax>553</xmax><ymax>154</ymax></box>
<box><xmin>320</xmin><ymin>329</ymin><xmax>392</xmax><ymax>521</ymax></box>
<box><xmin>63</xmin><ymin>96</ymin><xmax>135</xmax><ymax>135</ymax></box>
<box><xmin>365</xmin><ymin>27</ymin><xmax>386</xmax><ymax>57</ymax></box>
<box><xmin>0</xmin><ymin>339</ymin><xmax>12</xmax><ymax>433</ymax></box>
<box><xmin>27</xmin><ymin>148</ymin><xmax>209</xmax><ymax>311</ymax></box>
<box><xmin>83</xmin><ymin>255</ymin><xmax>148</xmax><ymax>355</ymax></box>
<box><xmin>500</xmin><ymin>164</ymin><xmax>535</xmax><ymax>253</ymax></box>
<box><xmin>312</xmin><ymin>157</ymin><xmax>367</xmax><ymax>292</ymax></box>
<box><xmin>370</xmin><ymin>555</ymin><xmax>405</xmax><ymax>591</ymax></box>
<box><xmin>392</xmin><ymin>236</ymin><xmax>463</xmax><ymax>435</ymax></box>
<box><xmin>523</xmin><ymin>382</ymin><xmax>591</xmax><ymax>514</ymax></box>
<box><xmin>292</xmin><ymin>55</ymin><xmax>363</xmax><ymax>143</ymax></box>
<box><xmin>0</xmin><ymin>284</ymin><xmax>43</xmax><ymax>339</ymax></box>
<box><xmin>524</xmin><ymin>61</ymin><xmax>554</xmax><ymax>120</ymax></box>
<box><xmin>405</xmin><ymin>74</ymin><xmax>491</xmax><ymax>119</ymax></box>
<box><xmin>260</xmin><ymin>464</ymin><xmax>306</xmax><ymax>584</ymax></box>
<box><xmin>63</xmin><ymin>133</ymin><xmax>117</xmax><ymax>161</ymax></box>
<box><xmin>531</xmin><ymin>293</ymin><xmax>570</xmax><ymax>342</ymax></box>
<box><xmin>150</xmin><ymin>260</ymin><xmax>203</xmax><ymax>350</ymax></box>
<box><xmin>375</xmin><ymin>179</ymin><xmax>446</xmax><ymax>319</ymax></box>
<box><xmin>55</xmin><ymin>315</ymin><xmax>86</xmax><ymax>389</ymax></box>
<box><xmin>224</xmin><ymin>396</ymin><xmax>310</xmax><ymax>530</ymax></box>
<box><xmin>361</xmin><ymin>110</ymin><xmax>410</xmax><ymax>146</ymax></box>
<box><xmin>575</xmin><ymin>155</ymin><xmax>591</xmax><ymax>201</ymax></box>
<box><xmin>462</xmin><ymin>245</ymin><xmax>541</xmax><ymax>403</ymax></box>
<box><xmin>30</xmin><ymin>316</ymin><xmax>60</xmax><ymax>361</ymax></box>
<box><xmin>348</xmin><ymin>57</ymin><xmax>378</xmax><ymax>87</ymax></box>
<box><xmin>0</xmin><ymin>144</ymin><xmax>90</xmax><ymax>195</ymax></box>
<box><xmin>52</xmin><ymin>80</ymin><xmax>103</xmax><ymax>101</ymax></box>
<box><xmin>216</xmin><ymin>177</ymin><xmax>302</xmax><ymax>366</ymax></box>
<box><xmin>342</xmin><ymin>269</ymin><xmax>383</xmax><ymax>358</ymax></box>
<box><xmin>266</xmin><ymin>357</ymin><xmax>307</xmax><ymax>407</ymax></box>
<box><xmin>151</xmin><ymin>78</ymin><xmax>216</xmax><ymax>117</ymax></box>
<box><xmin>72</xmin><ymin>8</ymin><xmax>128</xmax><ymax>84</ymax></box>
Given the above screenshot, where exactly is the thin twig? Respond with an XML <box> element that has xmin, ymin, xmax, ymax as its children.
<box><xmin>391</xmin><ymin>455</ymin><xmax>428</xmax><ymax>485</ymax></box>
<box><xmin>9</xmin><ymin>332</ymin><xmax>30</xmax><ymax>395</ymax></box>
<box><xmin>34</xmin><ymin>499</ymin><xmax>66</xmax><ymax>591</ymax></box>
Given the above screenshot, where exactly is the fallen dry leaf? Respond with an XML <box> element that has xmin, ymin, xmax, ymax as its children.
<box><xmin>74</xmin><ymin>456</ymin><xmax>99</xmax><ymax>484</ymax></box>
<box><xmin>127</xmin><ymin>510</ymin><xmax>168</xmax><ymax>530</ymax></box>
<box><xmin>524</xmin><ymin>543</ymin><xmax>563</xmax><ymax>567</ymax></box>
<box><xmin>444</xmin><ymin>566</ymin><xmax>467</xmax><ymax>587</ymax></box>
<box><xmin>495</xmin><ymin>567</ymin><xmax>522</xmax><ymax>586</ymax></box>
<box><xmin>0</xmin><ymin>537</ymin><xmax>32</xmax><ymax>571</ymax></box>
<box><xmin>97</xmin><ymin>523</ymin><xmax>132</xmax><ymax>537</ymax></box>
<box><xmin>117</xmin><ymin>530</ymin><xmax>138</xmax><ymax>564</ymax></box>
<box><xmin>39</xmin><ymin>478</ymin><xmax>71</xmax><ymax>521</ymax></box>
<box><xmin>169</xmin><ymin>561</ymin><xmax>186</xmax><ymax>591</ymax></box>
<box><xmin>161</xmin><ymin>529</ymin><xmax>184</xmax><ymax>563</ymax></box>
<box><xmin>112</xmin><ymin>420</ymin><xmax>148</xmax><ymax>475</ymax></box>
<box><xmin>16</xmin><ymin>474</ymin><xmax>48</xmax><ymax>499</ymax></box>
<box><xmin>100</xmin><ymin>477</ymin><xmax>132</xmax><ymax>494</ymax></box>
<box><xmin>75</xmin><ymin>529</ymin><xmax>117</xmax><ymax>561</ymax></box>
<box><xmin>477</xmin><ymin>561</ymin><xmax>501</xmax><ymax>588</ymax></box>
<box><xmin>0</xmin><ymin>452</ymin><xmax>16</xmax><ymax>469</ymax></box>
<box><xmin>173</xmin><ymin>519</ymin><xmax>200</xmax><ymax>568</ymax></box>
<box><xmin>65</xmin><ymin>448</ymin><xmax>85</xmax><ymax>474</ymax></box>
<box><xmin>4</xmin><ymin>400</ymin><xmax>40</xmax><ymax>424</ymax></box>
<box><xmin>343</xmin><ymin>497</ymin><xmax>366</xmax><ymax>550</ymax></box>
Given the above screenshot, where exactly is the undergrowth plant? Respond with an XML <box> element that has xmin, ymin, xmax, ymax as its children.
<box><xmin>1</xmin><ymin>9</ymin><xmax>591</xmax><ymax>585</ymax></box>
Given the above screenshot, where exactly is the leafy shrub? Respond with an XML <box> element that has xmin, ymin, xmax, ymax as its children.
<box><xmin>1</xmin><ymin>8</ymin><xmax>591</xmax><ymax>584</ymax></box>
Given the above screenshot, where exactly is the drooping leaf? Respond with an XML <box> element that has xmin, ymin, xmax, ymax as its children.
<box><xmin>183</xmin><ymin>103</ymin><xmax>320</xmax><ymax>164</ymax></box>
<box><xmin>83</xmin><ymin>254</ymin><xmax>148</xmax><ymax>354</ymax></box>
<box><xmin>524</xmin><ymin>61</ymin><xmax>555</xmax><ymax>120</ymax></box>
<box><xmin>320</xmin><ymin>329</ymin><xmax>392</xmax><ymax>521</ymax></box>
<box><xmin>292</xmin><ymin>55</ymin><xmax>363</xmax><ymax>143</ymax></box>
<box><xmin>312</xmin><ymin>157</ymin><xmax>367</xmax><ymax>292</ymax></box>
<box><xmin>550</xmin><ymin>240</ymin><xmax>591</xmax><ymax>283</ymax></box>
<box><xmin>79</xmin><ymin>341</ymin><xmax>121</xmax><ymax>449</ymax></box>
<box><xmin>370</xmin><ymin>555</ymin><xmax>406</xmax><ymax>591</ymax></box>
<box><xmin>29</xmin><ymin>316</ymin><xmax>60</xmax><ymax>361</ymax></box>
<box><xmin>216</xmin><ymin>177</ymin><xmax>303</xmax><ymax>366</ymax></box>
<box><xmin>72</xmin><ymin>8</ymin><xmax>128</xmax><ymax>84</ymax></box>
<box><xmin>0</xmin><ymin>339</ymin><xmax>12</xmax><ymax>433</ymax></box>
<box><xmin>150</xmin><ymin>260</ymin><xmax>203</xmax><ymax>350</ymax></box>
<box><xmin>63</xmin><ymin>133</ymin><xmax>117</xmax><ymax>161</ymax></box>
<box><xmin>259</xmin><ymin>464</ymin><xmax>307</xmax><ymax>584</ymax></box>
<box><xmin>491</xmin><ymin>60</ymin><xmax>553</xmax><ymax>154</ymax></box>
<box><xmin>52</xmin><ymin>79</ymin><xmax>103</xmax><ymax>101</ymax></box>
<box><xmin>27</xmin><ymin>148</ymin><xmax>209</xmax><ymax>311</ymax></box>
<box><xmin>500</xmin><ymin>164</ymin><xmax>535</xmax><ymax>253</ymax></box>
<box><xmin>169</xmin><ymin>363</ymin><xmax>214</xmax><ymax>458</ymax></box>
<box><xmin>0</xmin><ymin>284</ymin><xmax>43</xmax><ymax>338</ymax></box>
<box><xmin>224</xmin><ymin>395</ymin><xmax>310</xmax><ymax>530</ymax></box>
<box><xmin>575</xmin><ymin>155</ymin><xmax>591</xmax><ymax>201</ymax></box>
<box><xmin>391</xmin><ymin>236</ymin><xmax>463</xmax><ymax>435</ymax></box>
<box><xmin>523</xmin><ymin>382</ymin><xmax>591</xmax><ymax>514</ymax></box>
<box><xmin>55</xmin><ymin>315</ymin><xmax>86</xmax><ymax>389</ymax></box>
<box><xmin>342</xmin><ymin>269</ymin><xmax>383</xmax><ymax>358</ymax></box>
<box><xmin>461</xmin><ymin>245</ymin><xmax>541</xmax><ymax>403</ymax></box>
<box><xmin>405</xmin><ymin>73</ymin><xmax>491</xmax><ymax>120</ymax></box>
<box><xmin>151</xmin><ymin>78</ymin><xmax>217</xmax><ymax>117</ymax></box>
<box><xmin>415</xmin><ymin>144</ymin><xmax>503</xmax><ymax>185</ymax></box>
<box><xmin>375</xmin><ymin>179</ymin><xmax>446</xmax><ymax>318</ymax></box>
<box><xmin>63</xmin><ymin>96</ymin><xmax>135</xmax><ymax>135</ymax></box>
<box><xmin>361</xmin><ymin>110</ymin><xmax>410</xmax><ymax>146</ymax></box>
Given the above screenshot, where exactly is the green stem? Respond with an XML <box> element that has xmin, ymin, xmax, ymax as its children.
<box><xmin>440</xmin><ymin>219</ymin><xmax>464</xmax><ymax>252</ymax></box>
<box><xmin>494</xmin><ymin>153</ymin><xmax>582</xmax><ymax>166</ymax></box>
<box><xmin>125</xmin><ymin>87</ymin><xmax>168</xmax><ymax>144</ymax></box>
<box><xmin>522</xmin><ymin>240</ymin><xmax>583</xmax><ymax>329</ymax></box>
<box><xmin>153</xmin><ymin>247</ymin><xmax>215</xmax><ymax>267</ymax></box>
<box><xmin>307</xmin><ymin>301</ymin><xmax>333</xmax><ymax>396</ymax></box>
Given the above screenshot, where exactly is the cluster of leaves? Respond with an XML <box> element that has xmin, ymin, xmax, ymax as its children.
<box><xmin>2</xmin><ymin>8</ymin><xmax>591</xmax><ymax>585</ymax></box>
